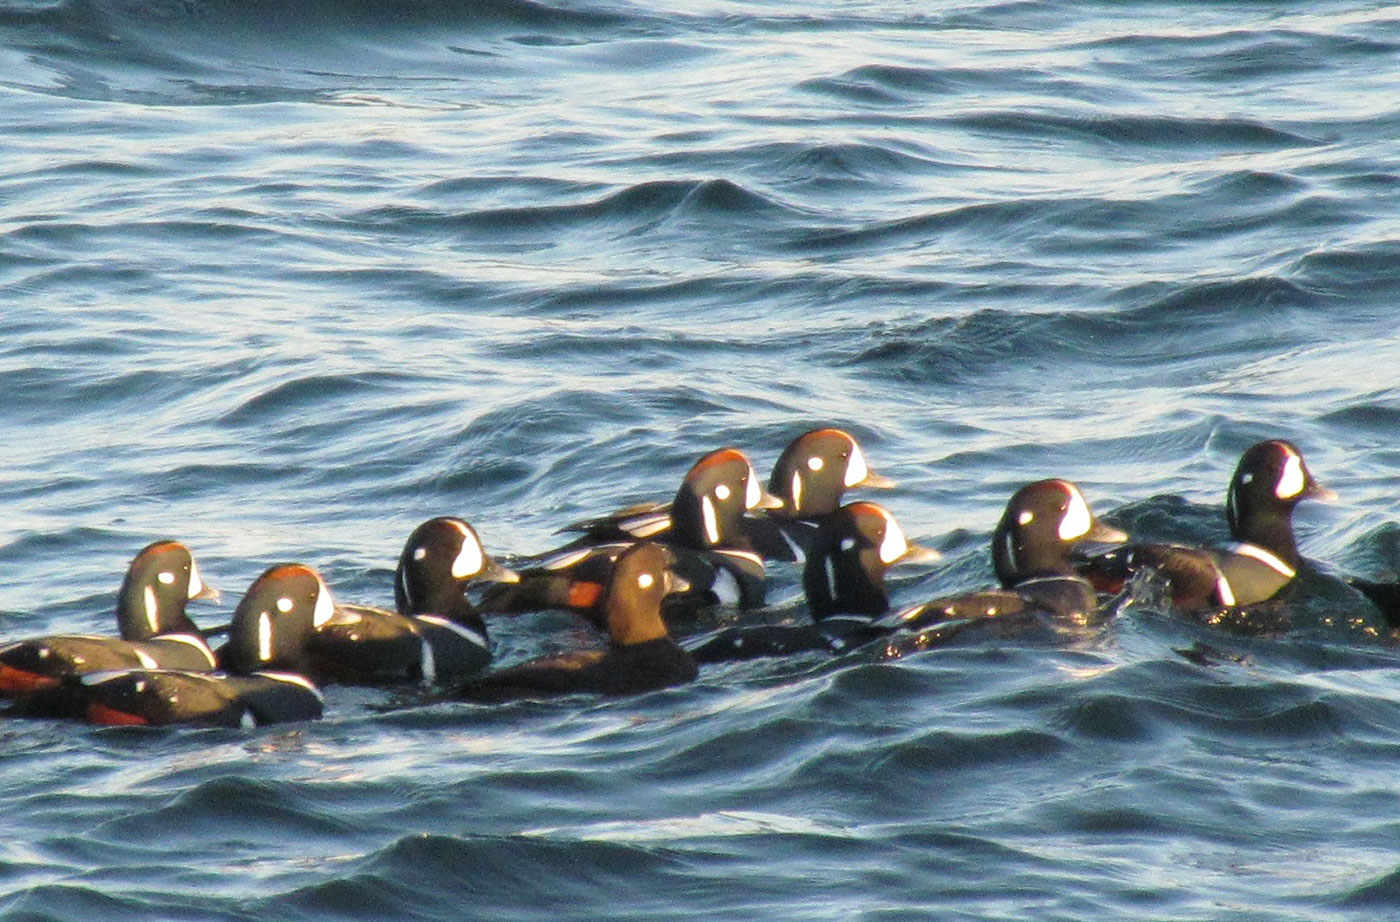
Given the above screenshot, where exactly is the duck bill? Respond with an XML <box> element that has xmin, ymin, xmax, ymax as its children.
<box><xmin>899</xmin><ymin>543</ymin><xmax>942</xmax><ymax>565</ymax></box>
<box><xmin>481</xmin><ymin>557</ymin><xmax>521</xmax><ymax>585</ymax></box>
<box><xmin>1305</xmin><ymin>481</ymin><xmax>1338</xmax><ymax>502</ymax></box>
<box><xmin>751</xmin><ymin>489</ymin><xmax>785</xmax><ymax>511</ymax></box>
<box><xmin>1085</xmin><ymin>521</ymin><xmax>1129</xmax><ymax>544</ymax></box>
<box><xmin>858</xmin><ymin>470</ymin><xmax>898</xmax><ymax>490</ymax></box>
<box><xmin>190</xmin><ymin>583</ymin><xmax>222</xmax><ymax>603</ymax></box>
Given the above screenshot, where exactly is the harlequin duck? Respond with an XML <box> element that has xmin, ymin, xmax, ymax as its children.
<box><xmin>689</xmin><ymin>502</ymin><xmax>939</xmax><ymax>662</ymax></box>
<box><xmin>0</xmin><ymin>540</ymin><xmax>220</xmax><ymax>698</ymax></box>
<box><xmin>877</xmin><ymin>479</ymin><xmax>1127</xmax><ymax>655</ymax></box>
<box><xmin>1075</xmin><ymin>440</ymin><xmax>1333</xmax><ymax>617</ymax></box>
<box><xmin>744</xmin><ymin>428</ymin><xmax>896</xmax><ymax>562</ymax></box>
<box><xmin>305</xmin><ymin>517</ymin><xmax>518</xmax><ymax>685</ymax></box>
<box><xmin>480</xmin><ymin>447</ymin><xmax>780</xmax><ymax>620</ymax></box>
<box><xmin>455</xmin><ymin>542</ymin><xmax>696</xmax><ymax>700</ymax></box>
<box><xmin>66</xmin><ymin>563</ymin><xmax>333</xmax><ymax>727</ymax></box>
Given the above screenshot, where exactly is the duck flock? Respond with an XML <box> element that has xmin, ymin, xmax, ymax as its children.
<box><xmin>2</xmin><ymin>428</ymin><xmax>1395</xmax><ymax>727</ymax></box>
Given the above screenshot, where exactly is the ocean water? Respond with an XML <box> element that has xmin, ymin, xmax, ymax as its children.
<box><xmin>2</xmin><ymin>0</ymin><xmax>1400</xmax><ymax>918</ymax></box>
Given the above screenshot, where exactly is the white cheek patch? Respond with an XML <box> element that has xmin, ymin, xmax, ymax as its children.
<box><xmin>157</xmin><ymin>571</ymin><xmax>175</xmax><ymax>585</ymax></box>
<box><xmin>1276</xmin><ymin>452</ymin><xmax>1305</xmax><ymax>499</ymax></box>
<box><xmin>451</xmin><ymin>537</ymin><xmax>485</xmax><ymax>579</ymax></box>
<box><xmin>745</xmin><ymin>465</ymin><xmax>762</xmax><ymax>509</ymax></box>
<box><xmin>258</xmin><ymin>612</ymin><xmax>273</xmax><ymax>661</ymax></box>
<box><xmin>143</xmin><ymin>586</ymin><xmax>159</xmax><ymax>634</ymax></box>
<box><xmin>878</xmin><ymin>515</ymin><xmax>910</xmax><ymax>565</ymax></box>
<box><xmin>187</xmin><ymin>560</ymin><xmax>206</xmax><ymax>599</ymax></box>
<box><xmin>276</xmin><ymin>597</ymin><xmax>294</xmax><ymax>614</ymax></box>
<box><xmin>701</xmin><ymin>495</ymin><xmax>721</xmax><ymax>544</ymax></box>
<box><xmin>845</xmin><ymin>445</ymin><xmax>869</xmax><ymax>487</ymax></box>
<box><xmin>312</xmin><ymin>577</ymin><xmax>334</xmax><ymax>627</ymax></box>
<box><xmin>1058</xmin><ymin>487</ymin><xmax>1093</xmax><ymax>541</ymax></box>
<box><xmin>637</xmin><ymin>572</ymin><xmax>655</xmax><ymax>589</ymax></box>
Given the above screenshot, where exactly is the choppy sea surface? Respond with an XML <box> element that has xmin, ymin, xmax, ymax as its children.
<box><xmin>3</xmin><ymin>1</ymin><xmax>1400</xmax><ymax>918</ymax></box>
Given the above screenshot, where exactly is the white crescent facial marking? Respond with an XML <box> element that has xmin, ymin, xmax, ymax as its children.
<box><xmin>312</xmin><ymin>576</ymin><xmax>335</xmax><ymax>627</ymax></box>
<box><xmin>878</xmin><ymin>514</ymin><xmax>910</xmax><ymax>565</ymax></box>
<box><xmin>1058</xmin><ymin>486</ymin><xmax>1093</xmax><ymax>541</ymax></box>
<box><xmin>1002</xmin><ymin>528</ymin><xmax>1018</xmax><ymax>572</ymax></box>
<box><xmin>807</xmin><ymin>456</ymin><xmax>824</xmax><ymax>472</ymax></box>
<box><xmin>1018</xmin><ymin>510</ymin><xmax>1034</xmax><ymax>526</ymax></box>
<box><xmin>187</xmin><ymin>560</ymin><xmax>206</xmax><ymax>599</ymax></box>
<box><xmin>745</xmin><ymin>464</ymin><xmax>762</xmax><ymax>509</ymax></box>
<box><xmin>413</xmin><ymin>547</ymin><xmax>427</xmax><ymax>561</ymax></box>
<box><xmin>714</xmin><ymin>483</ymin><xmax>731</xmax><ymax>501</ymax></box>
<box><xmin>451</xmin><ymin>535</ymin><xmax>485</xmax><ymax>579</ymax></box>
<box><xmin>276</xmin><ymin>597</ymin><xmax>294</xmax><ymax>614</ymax></box>
<box><xmin>143</xmin><ymin>586</ymin><xmax>159</xmax><ymax>634</ymax></box>
<box><xmin>157</xmin><ymin>571</ymin><xmax>175</xmax><ymax>585</ymax></box>
<box><xmin>1276</xmin><ymin>452</ymin><xmax>1305</xmax><ymax>499</ymax></box>
<box><xmin>134</xmin><ymin>649</ymin><xmax>158</xmax><ymax>669</ymax></box>
<box><xmin>637</xmin><ymin>572</ymin><xmax>655</xmax><ymax>589</ymax></box>
<box><xmin>258</xmin><ymin>612</ymin><xmax>273</xmax><ymax>661</ymax></box>
<box><xmin>845</xmin><ymin>444</ymin><xmax>869</xmax><ymax>487</ymax></box>
<box><xmin>701</xmin><ymin>495</ymin><xmax>721</xmax><ymax>545</ymax></box>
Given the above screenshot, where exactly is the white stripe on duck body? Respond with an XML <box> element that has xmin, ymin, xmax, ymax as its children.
<box><xmin>22</xmin><ymin>563</ymin><xmax>333</xmax><ymax>727</ymax></box>
<box><xmin>689</xmin><ymin>502</ymin><xmax>939</xmax><ymax>663</ymax></box>
<box><xmin>455</xmin><ymin>542</ymin><xmax>697</xmax><ymax>701</ymax></box>
<box><xmin>0</xmin><ymin>540</ymin><xmax>221</xmax><ymax>700</ymax></box>
<box><xmin>878</xmin><ymin>480</ymin><xmax>1127</xmax><ymax>657</ymax></box>
<box><xmin>306</xmin><ymin>517</ymin><xmax>518</xmax><ymax>685</ymax></box>
<box><xmin>479</xmin><ymin>447</ymin><xmax>780</xmax><ymax>622</ymax></box>
<box><xmin>1075</xmin><ymin>440</ymin><xmax>1336</xmax><ymax>631</ymax></box>
<box><xmin>743</xmin><ymin>428</ymin><xmax>897</xmax><ymax>563</ymax></box>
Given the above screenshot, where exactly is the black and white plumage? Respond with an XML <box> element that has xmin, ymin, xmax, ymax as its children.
<box><xmin>306</xmin><ymin>517</ymin><xmax>517</xmax><ymax>685</ymax></box>
<box><xmin>0</xmin><ymin>540</ymin><xmax>220</xmax><ymax>699</ymax></box>
<box><xmin>1076</xmin><ymin>440</ymin><xmax>1333</xmax><ymax>619</ymax></box>
<box><xmin>689</xmin><ymin>502</ymin><xmax>938</xmax><ymax>662</ymax></box>
<box><xmin>456</xmin><ymin>542</ymin><xmax>698</xmax><ymax>700</ymax></box>
<box><xmin>879</xmin><ymin>479</ymin><xmax>1126</xmax><ymax>656</ymax></box>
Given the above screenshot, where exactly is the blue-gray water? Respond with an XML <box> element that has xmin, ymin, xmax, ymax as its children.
<box><xmin>3</xmin><ymin>1</ymin><xmax>1400</xmax><ymax>918</ymax></box>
